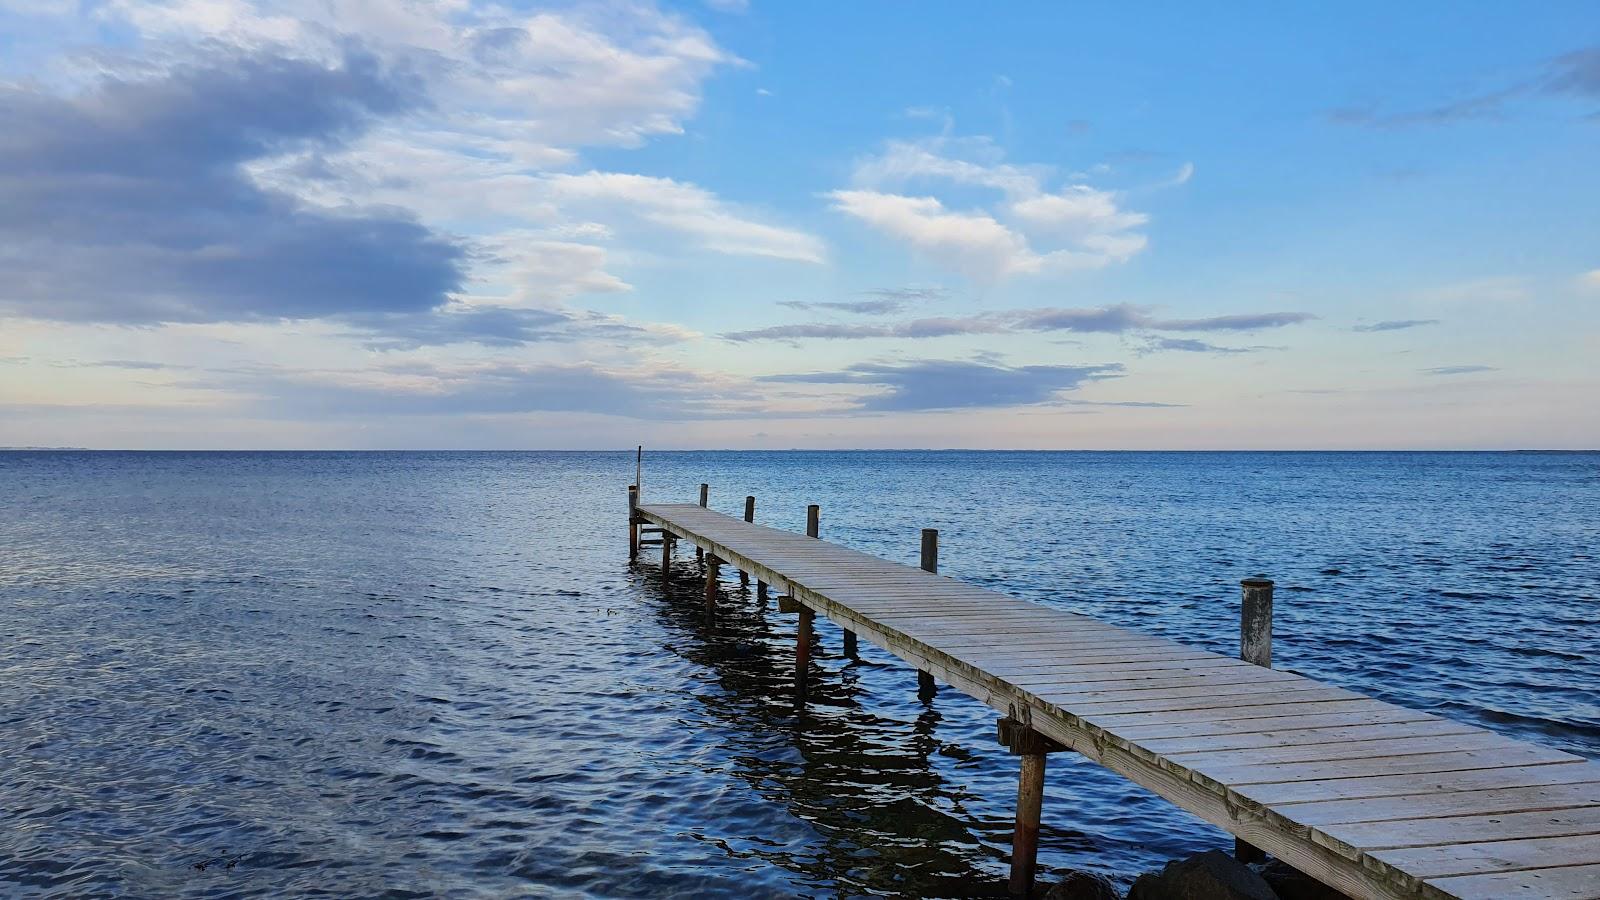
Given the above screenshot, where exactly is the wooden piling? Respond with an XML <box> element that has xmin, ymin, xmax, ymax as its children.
<box><xmin>697</xmin><ymin>484</ymin><xmax>709</xmax><ymax>565</ymax></box>
<box><xmin>918</xmin><ymin>528</ymin><xmax>939</xmax><ymax>699</ymax></box>
<box><xmin>741</xmin><ymin>496</ymin><xmax>755</xmax><ymax>588</ymax></box>
<box><xmin>797</xmin><ymin>504</ymin><xmax>820</xmax><ymax>688</ymax></box>
<box><xmin>1235</xmin><ymin>575</ymin><xmax>1275</xmax><ymax>864</ymax></box>
<box><xmin>661</xmin><ymin>533</ymin><xmax>671</xmax><ymax>573</ymax></box>
<box><xmin>1010</xmin><ymin>752</ymin><xmax>1045</xmax><ymax>896</ymax></box>
<box><xmin>627</xmin><ymin>484</ymin><xmax>639</xmax><ymax>561</ymax></box>
<box><xmin>704</xmin><ymin>555</ymin><xmax>721</xmax><ymax>607</ymax></box>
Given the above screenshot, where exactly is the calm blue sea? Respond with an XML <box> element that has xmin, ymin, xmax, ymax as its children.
<box><xmin>1</xmin><ymin>451</ymin><xmax>1596</xmax><ymax>898</ymax></box>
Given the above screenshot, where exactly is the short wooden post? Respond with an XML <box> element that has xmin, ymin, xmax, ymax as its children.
<box><xmin>1235</xmin><ymin>576</ymin><xmax>1274</xmax><ymax>864</ymax></box>
<box><xmin>705</xmin><ymin>555</ymin><xmax>721</xmax><ymax>607</ymax></box>
<box><xmin>741</xmin><ymin>496</ymin><xmax>755</xmax><ymax>588</ymax></box>
<box><xmin>697</xmin><ymin>484</ymin><xmax>708</xmax><ymax>565</ymax></box>
<box><xmin>917</xmin><ymin>528</ymin><xmax>939</xmax><ymax>699</ymax></box>
<box><xmin>805</xmin><ymin>504</ymin><xmax>819</xmax><ymax>539</ymax></box>
<box><xmin>661</xmin><ymin>534</ymin><xmax>672</xmax><ymax>573</ymax></box>
<box><xmin>627</xmin><ymin>484</ymin><xmax>639</xmax><ymax>561</ymax></box>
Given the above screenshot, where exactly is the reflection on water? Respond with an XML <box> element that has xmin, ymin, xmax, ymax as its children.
<box><xmin>0</xmin><ymin>450</ymin><xmax>1595</xmax><ymax>898</ymax></box>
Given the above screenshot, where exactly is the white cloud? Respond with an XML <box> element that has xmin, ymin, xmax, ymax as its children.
<box><xmin>1578</xmin><ymin>269</ymin><xmax>1600</xmax><ymax>290</ymax></box>
<box><xmin>548</xmin><ymin>172</ymin><xmax>825</xmax><ymax>263</ymax></box>
<box><xmin>828</xmin><ymin>191</ymin><xmax>1036</xmax><ymax>282</ymax></box>
<box><xmin>834</xmin><ymin>135</ymin><xmax>1156</xmax><ymax>283</ymax></box>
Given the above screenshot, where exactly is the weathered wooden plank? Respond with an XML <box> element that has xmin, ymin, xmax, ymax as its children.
<box><xmin>1279</xmin><ymin>781</ymin><xmax>1600</xmax><ymax>827</ymax></box>
<box><xmin>1374</xmin><ymin>833</ymin><xmax>1600</xmax><ymax>880</ymax></box>
<box><xmin>1169</xmin><ymin>730</ymin><xmax>1522</xmax><ymax>769</ymax></box>
<box><xmin>1139</xmin><ymin>719</ymin><xmax>1481</xmax><ymax>756</ymax></box>
<box><xmin>1200</xmin><ymin>746</ymin><xmax>1579</xmax><ymax>790</ymax></box>
<box><xmin>1236</xmin><ymin>761</ymin><xmax>1600</xmax><ymax>806</ymax></box>
<box><xmin>1424</xmin><ymin>862</ymin><xmax>1600</xmax><ymax>900</ymax></box>
<box><xmin>1319</xmin><ymin>806</ymin><xmax>1600</xmax><ymax>853</ymax></box>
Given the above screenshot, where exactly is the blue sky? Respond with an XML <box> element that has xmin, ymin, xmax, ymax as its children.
<box><xmin>1</xmin><ymin>1</ymin><xmax>1596</xmax><ymax>448</ymax></box>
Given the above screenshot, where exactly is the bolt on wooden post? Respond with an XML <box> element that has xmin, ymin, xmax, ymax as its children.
<box><xmin>627</xmin><ymin>484</ymin><xmax>639</xmax><ymax>561</ymax></box>
<box><xmin>917</xmin><ymin>528</ymin><xmax>939</xmax><ymax>699</ymax></box>
<box><xmin>1235</xmin><ymin>575</ymin><xmax>1274</xmax><ymax>864</ymax></box>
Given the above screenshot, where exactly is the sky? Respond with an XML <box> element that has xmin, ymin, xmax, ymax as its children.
<box><xmin>0</xmin><ymin>1</ymin><xmax>1596</xmax><ymax>450</ymax></box>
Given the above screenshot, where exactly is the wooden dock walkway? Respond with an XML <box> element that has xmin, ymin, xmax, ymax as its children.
<box><xmin>629</xmin><ymin>492</ymin><xmax>1600</xmax><ymax>900</ymax></box>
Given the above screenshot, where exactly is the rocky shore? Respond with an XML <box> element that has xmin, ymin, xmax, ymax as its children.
<box><xmin>1042</xmin><ymin>850</ymin><xmax>1354</xmax><ymax>900</ymax></box>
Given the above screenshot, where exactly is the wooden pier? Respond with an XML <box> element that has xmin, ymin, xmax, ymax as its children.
<box><xmin>627</xmin><ymin>485</ymin><xmax>1600</xmax><ymax>900</ymax></box>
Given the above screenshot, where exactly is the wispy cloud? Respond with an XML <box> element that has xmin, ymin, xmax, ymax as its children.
<box><xmin>1352</xmin><ymin>319</ymin><xmax>1441</xmax><ymax>333</ymax></box>
<box><xmin>776</xmin><ymin>287</ymin><xmax>948</xmax><ymax>316</ymax></box>
<box><xmin>1329</xmin><ymin>44</ymin><xmax>1600</xmax><ymax>129</ymax></box>
<box><xmin>760</xmin><ymin>359</ymin><xmax>1124</xmax><ymax>412</ymax></box>
<box><xmin>724</xmin><ymin>303</ymin><xmax>1316</xmax><ymax>343</ymax></box>
<box><xmin>1137</xmin><ymin>337</ymin><xmax>1259</xmax><ymax>355</ymax></box>
<box><xmin>1423</xmin><ymin>365</ymin><xmax>1497</xmax><ymax>376</ymax></box>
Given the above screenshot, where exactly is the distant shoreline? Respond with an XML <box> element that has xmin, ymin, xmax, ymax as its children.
<box><xmin>3</xmin><ymin>447</ymin><xmax>1595</xmax><ymax>454</ymax></box>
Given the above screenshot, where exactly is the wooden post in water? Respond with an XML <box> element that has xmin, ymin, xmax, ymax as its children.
<box><xmin>747</xmin><ymin>495</ymin><xmax>767</xmax><ymax>602</ymax></box>
<box><xmin>627</xmin><ymin>484</ymin><xmax>639</xmax><ymax>561</ymax></box>
<box><xmin>661</xmin><ymin>533</ymin><xmax>672</xmax><ymax>573</ymax></box>
<box><xmin>705</xmin><ymin>555</ymin><xmax>721</xmax><ymax>608</ymax></box>
<box><xmin>741</xmin><ymin>496</ymin><xmax>755</xmax><ymax>588</ymax></box>
<box><xmin>697</xmin><ymin>483</ymin><xmax>709</xmax><ymax>566</ymax></box>
<box><xmin>795</xmin><ymin>504</ymin><xmax>820</xmax><ymax>688</ymax></box>
<box><xmin>998</xmin><ymin>717</ymin><xmax>1064</xmax><ymax>898</ymax></box>
<box><xmin>1235</xmin><ymin>575</ymin><xmax>1274</xmax><ymax>864</ymax></box>
<box><xmin>917</xmin><ymin>528</ymin><xmax>939</xmax><ymax>700</ymax></box>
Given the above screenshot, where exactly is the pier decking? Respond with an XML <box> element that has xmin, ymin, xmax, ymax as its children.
<box><xmin>631</xmin><ymin>498</ymin><xmax>1600</xmax><ymax>900</ymax></box>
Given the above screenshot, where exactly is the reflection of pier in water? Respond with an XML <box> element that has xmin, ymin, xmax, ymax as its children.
<box><xmin>628</xmin><ymin>476</ymin><xmax>1600</xmax><ymax>900</ymax></box>
<box><xmin>643</xmin><ymin>548</ymin><xmax>1042</xmax><ymax>897</ymax></box>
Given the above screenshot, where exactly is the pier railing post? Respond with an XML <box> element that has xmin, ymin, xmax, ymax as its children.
<box><xmin>917</xmin><ymin>528</ymin><xmax>939</xmax><ymax>700</ymax></box>
<box><xmin>627</xmin><ymin>484</ymin><xmax>639</xmax><ymax>561</ymax></box>
<box><xmin>1235</xmin><ymin>576</ymin><xmax>1274</xmax><ymax>864</ymax></box>
<box><xmin>741</xmin><ymin>496</ymin><xmax>755</xmax><ymax>588</ymax></box>
<box><xmin>697</xmin><ymin>484</ymin><xmax>709</xmax><ymax>566</ymax></box>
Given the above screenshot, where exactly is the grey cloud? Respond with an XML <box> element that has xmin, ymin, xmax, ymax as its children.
<box><xmin>1138</xmin><ymin>337</ymin><xmax>1256</xmax><ymax>355</ymax></box>
<box><xmin>725</xmin><ymin>303</ymin><xmax>1315</xmax><ymax>343</ymax></box>
<box><xmin>760</xmin><ymin>359</ymin><xmax>1123</xmax><ymax>412</ymax></box>
<box><xmin>1548</xmin><ymin>47</ymin><xmax>1600</xmax><ymax>98</ymax></box>
<box><xmin>777</xmin><ymin>299</ymin><xmax>908</xmax><ymax>315</ymax></box>
<box><xmin>0</xmin><ymin>48</ymin><xmax>466</xmax><ymax>326</ymax></box>
<box><xmin>724</xmin><ymin>316</ymin><xmax>1005</xmax><ymax>343</ymax></box>
<box><xmin>1423</xmin><ymin>365</ymin><xmax>1497</xmax><ymax>376</ymax></box>
<box><xmin>1353</xmin><ymin>319</ymin><xmax>1440</xmax><ymax>332</ymax></box>
<box><xmin>1150</xmin><ymin>311</ymin><xmax>1316</xmax><ymax>331</ymax></box>
<box><xmin>777</xmin><ymin>286</ymin><xmax>949</xmax><ymax>316</ymax></box>
<box><xmin>343</xmin><ymin>305</ymin><xmax>690</xmax><ymax>350</ymax></box>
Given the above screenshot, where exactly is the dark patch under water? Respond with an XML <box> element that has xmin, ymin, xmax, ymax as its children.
<box><xmin>1</xmin><ymin>451</ymin><xmax>1596</xmax><ymax>898</ymax></box>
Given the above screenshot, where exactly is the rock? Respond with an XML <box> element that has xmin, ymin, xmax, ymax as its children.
<box><xmin>1043</xmin><ymin>869</ymin><xmax>1122</xmax><ymax>900</ymax></box>
<box><xmin>1127</xmin><ymin>850</ymin><xmax>1278</xmax><ymax>900</ymax></box>
<box><xmin>1257</xmin><ymin>860</ymin><xmax>1352</xmax><ymax>900</ymax></box>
